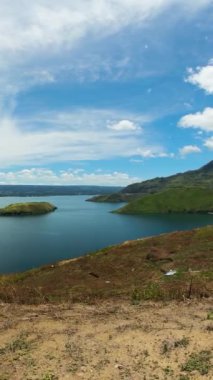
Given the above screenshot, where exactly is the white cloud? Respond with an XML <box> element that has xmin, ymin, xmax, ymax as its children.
<box><xmin>0</xmin><ymin>168</ymin><xmax>140</xmax><ymax>186</ymax></box>
<box><xmin>0</xmin><ymin>1</ymin><xmax>209</xmax><ymax>54</ymax></box>
<box><xmin>179</xmin><ymin>107</ymin><xmax>213</xmax><ymax>132</ymax></box>
<box><xmin>135</xmin><ymin>148</ymin><xmax>174</xmax><ymax>158</ymax></box>
<box><xmin>186</xmin><ymin>61</ymin><xmax>213</xmax><ymax>94</ymax></box>
<box><xmin>107</xmin><ymin>119</ymin><xmax>139</xmax><ymax>131</ymax></box>
<box><xmin>0</xmin><ymin>1</ymin><xmax>210</xmax><ymax>170</ymax></box>
<box><xmin>204</xmin><ymin>136</ymin><xmax>213</xmax><ymax>150</ymax></box>
<box><xmin>0</xmin><ymin>109</ymin><xmax>167</xmax><ymax>167</ymax></box>
<box><xmin>0</xmin><ymin>0</ymin><xmax>211</xmax><ymax>101</ymax></box>
<box><xmin>179</xmin><ymin>145</ymin><xmax>201</xmax><ymax>156</ymax></box>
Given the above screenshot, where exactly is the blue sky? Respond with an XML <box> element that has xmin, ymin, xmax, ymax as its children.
<box><xmin>0</xmin><ymin>0</ymin><xmax>212</xmax><ymax>186</ymax></box>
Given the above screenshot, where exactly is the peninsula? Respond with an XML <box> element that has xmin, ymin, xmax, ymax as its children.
<box><xmin>88</xmin><ymin>160</ymin><xmax>213</xmax><ymax>204</ymax></box>
<box><xmin>115</xmin><ymin>187</ymin><xmax>213</xmax><ymax>214</ymax></box>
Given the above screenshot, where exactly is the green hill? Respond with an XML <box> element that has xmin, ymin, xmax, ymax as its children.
<box><xmin>115</xmin><ymin>188</ymin><xmax>213</xmax><ymax>214</ymax></box>
<box><xmin>0</xmin><ymin>202</ymin><xmax>57</xmax><ymax>216</ymax></box>
<box><xmin>123</xmin><ymin>160</ymin><xmax>213</xmax><ymax>194</ymax></box>
<box><xmin>89</xmin><ymin>161</ymin><xmax>213</xmax><ymax>203</ymax></box>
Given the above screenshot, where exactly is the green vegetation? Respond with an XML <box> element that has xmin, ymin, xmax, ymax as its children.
<box><xmin>163</xmin><ymin>366</ymin><xmax>174</xmax><ymax>375</ymax></box>
<box><xmin>41</xmin><ymin>373</ymin><xmax>58</xmax><ymax>380</ymax></box>
<box><xmin>0</xmin><ymin>332</ymin><xmax>31</xmax><ymax>355</ymax></box>
<box><xmin>115</xmin><ymin>187</ymin><xmax>213</xmax><ymax>214</ymax></box>
<box><xmin>131</xmin><ymin>288</ymin><xmax>142</xmax><ymax>304</ymax></box>
<box><xmin>161</xmin><ymin>337</ymin><xmax>190</xmax><ymax>355</ymax></box>
<box><xmin>0</xmin><ymin>202</ymin><xmax>57</xmax><ymax>216</ymax></box>
<box><xmin>207</xmin><ymin>310</ymin><xmax>213</xmax><ymax>320</ymax></box>
<box><xmin>90</xmin><ymin>160</ymin><xmax>213</xmax><ymax>203</ymax></box>
<box><xmin>179</xmin><ymin>375</ymin><xmax>190</xmax><ymax>380</ymax></box>
<box><xmin>181</xmin><ymin>350</ymin><xmax>212</xmax><ymax>375</ymax></box>
<box><xmin>0</xmin><ymin>225</ymin><xmax>212</xmax><ymax>304</ymax></box>
<box><xmin>123</xmin><ymin>160</ymin><xmax>213</xmax><ymax>194</ymax></box>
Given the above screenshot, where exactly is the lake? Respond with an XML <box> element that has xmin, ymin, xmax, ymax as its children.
<box><xmin>0</xmin><ymin>195</ymin><xmax>212</xmax><ymax>274</ymax></box>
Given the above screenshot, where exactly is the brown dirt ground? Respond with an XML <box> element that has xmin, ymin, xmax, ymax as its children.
<box><xmin>0</xmin><ymin>299</ymin><xmax>212</xmax><ymax>380</ymax></box>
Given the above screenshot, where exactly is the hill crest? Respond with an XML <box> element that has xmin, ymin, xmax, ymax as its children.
<box><xmin>123</xmin><ymin>160</ymin><xmax>213</xmax><ymax>195</ymax></box>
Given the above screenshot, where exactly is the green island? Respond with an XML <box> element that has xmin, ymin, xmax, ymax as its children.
<box><xmin>115</xmin><ymin>187</ymin><xmax>213</xmax><ymax>214</ymax></box>
<box><xmin>0</xmin><ymin>202</ymin><xmax>57</xmax><ymax>216</ymax></box>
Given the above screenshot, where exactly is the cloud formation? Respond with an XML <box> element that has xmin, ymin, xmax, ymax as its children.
<box><xmin>0</xmin><ymin>109</ymin><xmax>169</xmax><ymax>167</ymax></box>
<box><xmin>186</xmin><ymin>61</ymin><xmax>213</xmax><ymax>94</ymax></box>
<box><xmin>179</xmin><ymin>145</ymin><xmax>201</xmax><ymax>156</ymax></box>
<box><xmin>204</xmin><ymin>137</ymin><xmax>213</xmax><ymax>150</ymax></box>
<box><xmin>1</xmin><ymin>1</ymin><xmax>210</xmax><ymax>53</ymax></box>
<box><xmin>0</xmin><ymin>0</ymin><xmax>211</xmax><ymax>101</ymax></box>
<box><xmin>0</xmin><ymin>1</ymin><xmax>211</xmax><ymax>183</ymax></box>
<box><xmin>179</xmin><ymin>107</ymin><xmax>213</xmax><ymax>132</ymax></box>
<box><xmin>0</xmin><ymin>168</ymin><xmax>140</xmax><ymax>186</ymax></box>
<box><xmin>107</xmin><ymin>119</ymin><xmax>139</xmax><ymax>131</ymax></box>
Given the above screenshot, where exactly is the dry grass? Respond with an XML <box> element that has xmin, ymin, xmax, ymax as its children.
<box><xmin>0</xmin><ymin>299</ymin><xmax>212</xmax><ymax>379</ymax></box>
<box><xmin>0</xmin><ymin>226</ymin><xmax>212</xmax><ymax>379</ymax></box>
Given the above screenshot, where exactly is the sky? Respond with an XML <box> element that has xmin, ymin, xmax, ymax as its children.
<box><xmin>0</xmin><ymin>0</ymin><xmax>212</xmax><ymax>186</ymax></box>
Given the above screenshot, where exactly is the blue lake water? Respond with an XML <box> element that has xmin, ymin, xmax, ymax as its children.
<box><xmin>0</xmin><ymin>195</ymin><xmax>212</xmax><ymax>274</ymax></box>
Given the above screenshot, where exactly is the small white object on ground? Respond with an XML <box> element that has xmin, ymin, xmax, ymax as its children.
<box><xmin>165</xmin><ymin>269</ymin><xmax>177</xmax><ymax>276</ymax></box>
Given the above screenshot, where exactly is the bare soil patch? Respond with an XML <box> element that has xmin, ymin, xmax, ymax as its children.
<box><xmin>0</xmin><ymin>299</ymin><xmax>212</xmax><ymax>380</ymax></box>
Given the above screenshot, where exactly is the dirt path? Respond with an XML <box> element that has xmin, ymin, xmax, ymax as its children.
<box><xmin>0</xmin><ymin>299</ymin><xmax>212</xmax><ymax>380</ymax></box>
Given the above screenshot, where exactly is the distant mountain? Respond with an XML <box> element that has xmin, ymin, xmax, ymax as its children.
<box><xmin>122</xmin><ymin>160</ymin><xmax>213</xmax><ymax>194</ymax></box>
<box><xmin>88</xmin><ymin>160</ymin><xmax>213</xmax><ymax>203</ymax></box>
<box><xmin>0</xmin><ymin>185</ymin><xmax>122</xmax><ymax>197</ymax></box>
<box><xmin>115</xmin><ymin>188</ymin><xmax>213</xmax><ymax>214</ymax></box>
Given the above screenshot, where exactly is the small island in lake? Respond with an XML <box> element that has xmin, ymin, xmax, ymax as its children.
<box><xmin>0</xmin><ymin>202</ymin><xmax>57</xmax><ymax>216</ymax></box>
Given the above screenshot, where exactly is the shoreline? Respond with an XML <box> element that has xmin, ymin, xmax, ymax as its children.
<box><xmin>0</xmin><ymin>225</ymin><xmax>212</xmax><ymax>305</ymax></box>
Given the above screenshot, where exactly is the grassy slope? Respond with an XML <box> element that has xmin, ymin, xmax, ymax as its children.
<box><xmin>90</xmin><ymin>160</ymin><xmax>213</xmax><ymax>203</ymax></box>
<box><xmin>0</xmin><ymin>225</ymin><xmax>212</xmax><ymax>304</ymax></box>
<box><xmin>115</xmin><ymin>188</ymin><xmax>213</xmax><ymax>214</ymax></box>
<box><xmin>0</xmin><ymin>202</ymin><xmax>57</xmax><ymax>215</ymax></box>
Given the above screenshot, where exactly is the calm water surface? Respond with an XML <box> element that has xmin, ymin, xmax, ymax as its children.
<box><xmin>0</xmin><ymin>195</ymin><xmax>212</xmax><ymax>274</ymax></box>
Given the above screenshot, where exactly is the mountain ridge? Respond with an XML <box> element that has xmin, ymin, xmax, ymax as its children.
<box><xmin>122</xmin><ymin>160</ymin><xmax>213</xmax><ymax>194</ymax></box>
<box><xmin>88</xmin><ymin>160</ymin><xmax>213</xmax><ymax>203</ymax></box>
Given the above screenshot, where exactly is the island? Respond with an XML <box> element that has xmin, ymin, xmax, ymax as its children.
<box><xmin>0</xmin><ymin>202</ymin><xmax>57</xmax><ymax>216</ymax></box>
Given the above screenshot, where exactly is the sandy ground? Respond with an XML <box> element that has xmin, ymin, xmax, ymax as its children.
<box><xmin>0</xmin><ymin>299</ymin><xmax>212</xmax><ymax>380</ymax></box>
